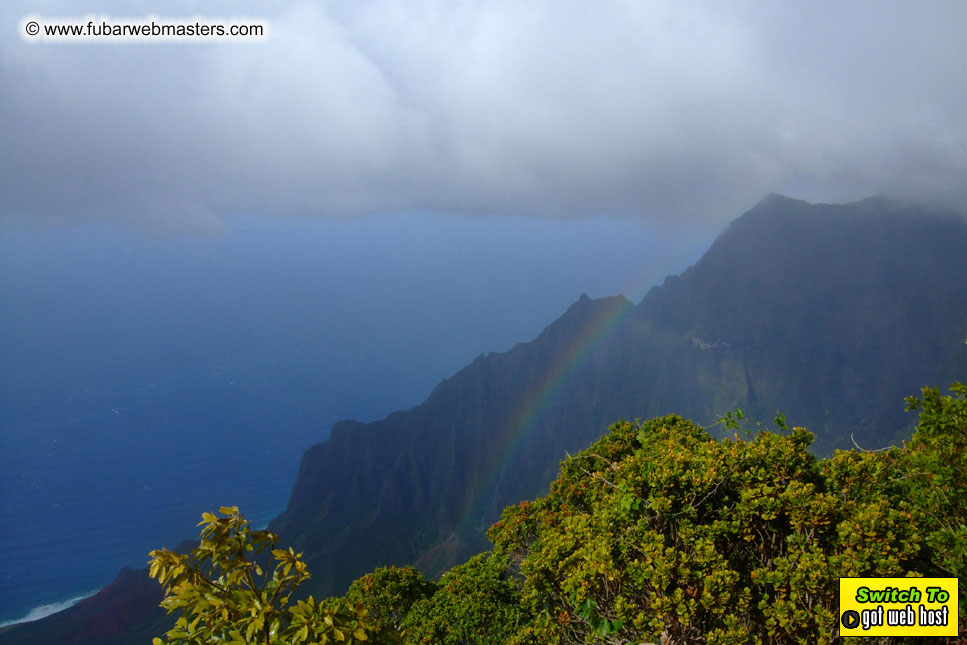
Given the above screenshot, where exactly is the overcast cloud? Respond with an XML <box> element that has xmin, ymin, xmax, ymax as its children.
<box><xmin>2</xmin><ymin>0</ymin><xmax>965</xmax><ymax>233</ymax></box>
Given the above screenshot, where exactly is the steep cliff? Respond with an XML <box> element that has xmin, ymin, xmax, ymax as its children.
<box><xmin>272</xmin><ymin>195</ymin><xmax>967</xmax><ymax>597</ymax></box>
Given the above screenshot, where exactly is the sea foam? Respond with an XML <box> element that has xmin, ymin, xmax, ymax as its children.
<box><xmin>0</xmin><ymin>590</ymin><xmax>98</xmax><ymax>628</ymax></box>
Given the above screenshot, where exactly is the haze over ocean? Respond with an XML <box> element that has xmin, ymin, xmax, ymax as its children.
<box><xmin>0</xmin><ymin>212</ymin><xmax>701</xmax><ymax>625</ymax></box>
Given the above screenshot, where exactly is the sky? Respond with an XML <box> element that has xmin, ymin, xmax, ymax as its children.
<box><xmin>2</xmin><ymin>0</ymin><xmax>965</xmax><ymax>236</ymax></box>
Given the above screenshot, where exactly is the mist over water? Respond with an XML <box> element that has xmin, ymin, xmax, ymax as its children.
<box><xmin>0</xmin><ymin>212</ymin><xmax>699</xmax><ymax>624</ymax></box>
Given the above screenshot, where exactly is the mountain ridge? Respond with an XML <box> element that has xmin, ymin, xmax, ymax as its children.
<box><xmin>3</xmin><ymin>194</ymin><xmax>965</xmax><ymax>643</ymax></box>
<box><xmin>270</xmin><ymin>194</ymin><xmax>967</xmax><ymax>600</ymax></box>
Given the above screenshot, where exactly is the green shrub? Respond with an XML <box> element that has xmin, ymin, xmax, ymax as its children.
<box><xmin>148</xmin><ymin>507</ymin><xmax>388</xmax><ymax>644</ymax></box>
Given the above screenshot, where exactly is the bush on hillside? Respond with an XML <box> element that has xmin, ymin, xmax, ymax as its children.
<box><xmin>151</xmin><ymin>384</ymin><xmax>966</xmax><ymax>644</ymax></box>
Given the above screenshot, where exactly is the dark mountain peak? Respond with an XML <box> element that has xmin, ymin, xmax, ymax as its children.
<box><xmin>752</xmin><ymin>192</ymin><xmax>903</xmax><ymax>212</ymax></box>
<box><xmin>646</xmin><ymin>194</ymin><xmax>967</xmax><ymax>318</ymax></box>
<box><xmin>723</xmin><ymin>193</ymin><xmax>819</xmax><ymax>235</ymax></box>
<box><xmin>740</xmin><ymin>192</ymin><xmax>963</xmax><ymax>230</ymax></box>
<box><xmin>566</xmin><ymin>291</ymin><xmax>625</xmax><ymax>313</ymax></box>
<box><xmin>732</xmin><ymin>193</ymin><xmax>917</xmax><ymax>236</ymax></box>
<box><xmin>561</xmin><ymin>292</ymin><xmax>631</xmax><ymax>319</ymax></box>
<box><xmin>753</xmin><ymin>192</ymin><xmax>808</xmax><ymax>210</ymax></box>
<box><xmin>684</xmin><ymin>194</ymin><xmax>966</xmax><ymax>281</ymax></box>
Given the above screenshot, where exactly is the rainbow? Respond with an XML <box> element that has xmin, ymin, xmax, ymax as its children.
<box><xmin>451</xmin><ymin>226</ymin><xmax>714</xmax><ymax>538</ymax></box>
<box><xmin>456</xmin><ymin>292</ymin><xmax>635</xmax><ymax>533</ymax></box>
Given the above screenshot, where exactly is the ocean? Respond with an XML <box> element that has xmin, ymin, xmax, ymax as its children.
<box><xmin>0</xmin><ymin>212</ymin><xmax>685</xmax><ymax>626</ymax></box>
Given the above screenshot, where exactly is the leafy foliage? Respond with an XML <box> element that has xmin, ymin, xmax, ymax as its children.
<box><xmin>902</xmin><ymin>383</ymin><xmax>967</xmax><ymax>619</ymax></box>
<box><xmin>488</xmin><ymin>387</ymin><xmax>966</xmax><ymax>644</ymax></box>
<box><xmin>345</xmin><ymin>566</ymin><xmax>436</xmax><ymax>634</ymax></box>
<box><xmin>148</xmin><ymin>506</ymin><xmax>385</xmax><ymax>644</ymax></box>
<box><xmin>152</xmin><ymin>385</ymin><xmax>967</xmax><ymax>644</ymax></box>
<box><xmin>400</xmin><ymin>553</ymin><xmax>527</xmax><ymax>644</ymax></box>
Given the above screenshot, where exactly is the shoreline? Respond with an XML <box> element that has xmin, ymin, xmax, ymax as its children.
<box><xmin>0</xmin><ymin>505</ymin><xmax>286</xmax><ymax>632</ymax></box>
<box><xmin>0</xmin><ymin>589</ymin><xmax>99</xmax><ymax>629</ymax></box>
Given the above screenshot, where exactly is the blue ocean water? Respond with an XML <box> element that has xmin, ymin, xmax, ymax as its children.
<box><xmin>0</xmin><ymin>213</ymin><xmax>696</xmax><ymax>625</ymax></box>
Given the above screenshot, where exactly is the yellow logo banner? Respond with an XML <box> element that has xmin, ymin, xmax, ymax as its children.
<box><xmin>839</xmin><ymin>577</ymin><xmax>958</xmax><ymax>637</ymax></box>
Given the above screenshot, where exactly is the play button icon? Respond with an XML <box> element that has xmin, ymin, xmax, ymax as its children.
<box><xmin>841</xmin><ymin>610</ymin><xmax>860</xmax><ymax>630</ymax></box>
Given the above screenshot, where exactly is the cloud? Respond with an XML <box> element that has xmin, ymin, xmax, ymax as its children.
<box><xmin>1</xmin><ymin>0</ymin><xmax>965</xmax><ymax>232</ymax></box>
